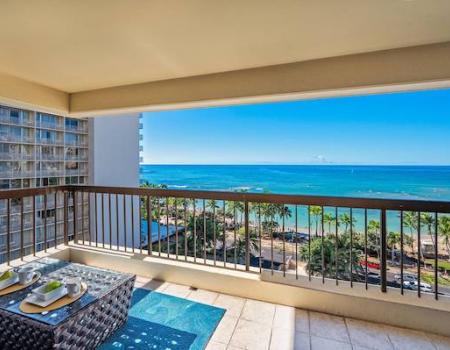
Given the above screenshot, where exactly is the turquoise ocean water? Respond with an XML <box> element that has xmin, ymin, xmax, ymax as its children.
<box><xmin>140</xmin><ymin>165</ymin><xmax>450</xmax><ymax>201</ymax></box>
<box><xmin>140</xmin><ymin>165</ymin><xmax>450</xmax><ymax>232</ymax></box>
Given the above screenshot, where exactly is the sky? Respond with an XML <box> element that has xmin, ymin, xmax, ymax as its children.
<box><xmin>141</xmin><ymin>88</ymin><xmax>450</xmax><ymax>165</ymax></box>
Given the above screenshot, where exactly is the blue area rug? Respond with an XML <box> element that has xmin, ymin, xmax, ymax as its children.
<box><xmin>100</xmin><ymin>288</ymin><xmax>225</xmax><ymax>350</ymax></box>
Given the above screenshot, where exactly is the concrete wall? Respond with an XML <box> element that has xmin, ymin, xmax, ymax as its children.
<box><xmin>88</xmin><ymin>114</ymin><xmax>141</xmax><ymax>249</ymax></box>
<box><xmin>68</xmin><ymin>245</ymin><xmax>450</xmax><ymax>338</ymax></box>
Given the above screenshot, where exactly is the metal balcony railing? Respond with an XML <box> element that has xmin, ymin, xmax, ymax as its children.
<box><xmin>0</xmin><ymin>185</ymin><xmax>450</xmax><ymax>301</ymax></box>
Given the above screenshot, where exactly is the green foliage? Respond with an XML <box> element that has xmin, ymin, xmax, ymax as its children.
<box><xmin>300</xmin><ymin>233</ymin><xmax>362</xmax><ymax>280</ymax></box>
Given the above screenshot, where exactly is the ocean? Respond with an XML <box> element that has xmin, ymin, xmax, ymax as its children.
<box><xmin>140</xmin><ymin>165</ymin><xmax>450</xmax><ymax>201</ymax></box>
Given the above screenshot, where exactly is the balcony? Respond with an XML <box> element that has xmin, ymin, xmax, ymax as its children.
<box><xmin>0</xmin><ymin>185</ymin><xmax>449</xmax><ymax>349</ymax></box>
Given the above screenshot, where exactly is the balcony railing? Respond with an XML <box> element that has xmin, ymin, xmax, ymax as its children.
<box><xmin>1</xmin><ymin>185</ymin><xmax>450</xmax><ymax>302</ymax></box>
<box><xmin>0</xmin><ymin>115</ymin><xmax>34</xmax><ymax>126</ymax></box>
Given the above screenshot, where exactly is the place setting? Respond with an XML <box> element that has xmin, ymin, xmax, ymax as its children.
<box><xmin>0</xmin><ymin>266</ymin><xmax>41</xmax><ymax>296</ymax></box>
<box><xmin>19</xmin><ymin>276</ymin><xmax>87</xmax><ymax>314</ymax></box>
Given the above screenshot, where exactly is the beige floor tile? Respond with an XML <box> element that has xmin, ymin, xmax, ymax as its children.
<box><xmin>161</xmin><ymin>282</ymin><xmax>191</xmax><ymax>298</ymax></box>
<box><xmin>385</xmin><ymin>326</ymin><xmax>436</xmax><ymax>350</ymax></box>
<box><xmin>213</xmin><ymin>294</ymin><xmax>246</xmax><ymax>317</ymax></box>
<box><xmin>273</xmin><ymin>305</ymin><xmax>296</xmax><ymax>331</ymax></box>
<box><xmin>294</xmin><ymin>332</ymin><xmax>311</xmax><ymax>350</ymax></box>
<box><xmin>310</xmin><ymin>336</ymin><xmax>352</xmax><ymax>350</ymax></box>
<box><xmin>309</xmin><ymin>312</ymin><xmax>349</xmax><ymax>343</ymax></box>
<box><xmin>269</xmin><ymin>327</ymin><xmax>295</xmax><ymax>350</ymax></box>
<box><xmin>345</xmin><ymin>318</ymin><xmax>393</xmax><ymax>350</ymax></box>
<box><xmin>241</xmin><ymin>299</ymin><xmax>276</xmax><ymax>325</ymax></box>
<box><xmin>428</xmin><ymin>334</ymin><xmax>450</xmax><ymax>350</ymax></box>
<box><xmin>210</xmin><ymin>314</ymin><xmax>239</xmax><ymax>344</ymax></box>
<box><xmin>206</xmin><ymin>341</ymin><xmax>228</xmax><ymax>350</ymax></box>
<box><xmin>295</xmin><ymin>309</ymin><xmax>309</xmax><ymax>334</ymax></box>
<box><xmin>229</xmin><ymin>319</ymin><xmax>271</xmax><ymax>350</ymax></box>
<box><xmin>227</xmin><ymin>346</ymin><xmax>244</xmax><ymax>350</ymax></box>
<box><xmin>187</xmin><ymin>288</ymin><xmax>219</xmax><ymax>305</ymax></box>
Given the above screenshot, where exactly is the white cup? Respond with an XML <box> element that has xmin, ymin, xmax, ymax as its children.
<box><xmin>18</xmin><ymin>266</ymin><xmax>34</xmax><ymax>285</ymax></box>
<box><xmin>66</xmin><ymin>277</ymin><xmax>81</xmax><ymax>297</ymax></box>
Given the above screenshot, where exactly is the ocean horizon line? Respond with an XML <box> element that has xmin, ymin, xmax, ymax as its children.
<box><xmin>140</xmin><ymin>163</ymin><xmax>450</xmax><ymax>167</ymax></box>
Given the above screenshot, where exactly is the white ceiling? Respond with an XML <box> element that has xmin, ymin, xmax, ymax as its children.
<box><xmin>1</xmin><ymin>0</ymin><xmax>450</xmax><ymax>93</ymax></box>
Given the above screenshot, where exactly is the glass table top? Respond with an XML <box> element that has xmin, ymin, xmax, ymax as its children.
<box><xmin>0</xmin><ymin>258</ymin><xmax>132</xmax><ymax>326</ymax></box>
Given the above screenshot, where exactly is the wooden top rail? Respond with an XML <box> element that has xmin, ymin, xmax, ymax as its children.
<box><xmin>0</xmin><ymin>185</ymin><xmax>449</xmax><ymax>213</ymax></box>
<box><xmin>70</xmin><ymin>185</ymin><xmax>450</xmax><ymax>213</ymax></box>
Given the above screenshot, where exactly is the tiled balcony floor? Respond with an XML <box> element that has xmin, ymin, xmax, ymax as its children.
<box><xmin>134</xmin><ymin>276</ymin><xmax>450</xmax><ymax>350</ymax></box>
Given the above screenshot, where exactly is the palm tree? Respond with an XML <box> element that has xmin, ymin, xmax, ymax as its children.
<box><xmin>439</xmin><ymin>216</ymin><xmax>450</xmax><ymax>261</ymax></box>
<box><xmin>309</xmin><ymin>206</ymin><xmax>322</xmax><ymax>237</ymax></box>
<box><xmin>323</xmin><ymin>213</ymin><xmax>336</xmax><ymax>235</ymax></box>
<box><xmin>387</xmin><ymin>231</ymin><xmax>401</xmax><ymax>262</ymax></box>
<box><xmin>367</xmin><ymin>219</ymin><xmax>380</xmax><ymax>259</ymax></box>
<box><xmin>403</xmin><ymin>211</ymin><xmax>418</xmax><ymax>257</ymax></box>
<box><xmin>420</xmin><ymin>212</ymin><xmax>436</xmax><ymax>247</ymax></box>
<box><xmin>206</xmin><ymin>199</ymin><xmax>219</xmax><ymax>212</ymax></box>
<box><xmin>278</xmin><ymin>205</ymin><xmax>292</xmax><ymax>222</ymax></box>
<box><xmin>339</xmin><ymin>213</ymin><xmax>355</xmax><ymax>234</ymax></box>
<box><xmin>227</xmin><ymin>200</ymin><xmax>244</xmax><ymax>226</ymax></box>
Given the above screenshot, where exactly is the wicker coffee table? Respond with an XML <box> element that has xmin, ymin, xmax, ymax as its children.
<box><xmin>0</xmin><ymin>258</ymin><xmax>135</xmax><ymax>349</ymax></box>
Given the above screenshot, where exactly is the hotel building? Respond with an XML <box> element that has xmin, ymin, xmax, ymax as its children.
<box><xmin>0</xmin><ymin>104</ymin><xmax>88</xmax><ymax>262</ymax></box>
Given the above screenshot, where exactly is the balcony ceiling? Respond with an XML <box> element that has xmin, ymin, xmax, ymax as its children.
<box><xmin>1</xmin><ymin>0</ymin><xmax>450</xmax><ymax>94</ymax></box>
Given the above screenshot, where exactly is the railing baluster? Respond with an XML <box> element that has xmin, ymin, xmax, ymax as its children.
<box><xmin>32</xmin><ymin>195</ymin><xmax>36</xmax><ymax>256</ymax></box>
<box><xmin>223</xmin><ymin>200</ymin><xmax>226</xmax><ymax>267</ymax></box>
<box><xmin>64</xmin><ymin>191</ymin><xmax>68</xmax><ymax>245</ymax></box>
<box><xmin>109</xmin><ymin>193</ymin><xmax>112</xmax><ymax>250</ymax></box>
<box><xmin>44</xmin><ymin>193</ymin><xmax>47</xmax><ymax>252</ymax></box>
<box><xmin>245</xmin><ymin>200</ymin><xmax>250</xmax><ymax>271</ymax></box>
<box><xmin>123</xmin><ymin>194</ymin><xmax>127</xmax><ymax>252</ymax></box>
<box><xmin>193</xmin><ymin>199</ymin><xmax>196</xmax><ymax>262</ymax></box>
<box><xmin>434</xmin><ymin>212</ymin><xmax>438</xmax><ymax>300</ymax></box>
<box><xmin>20</xmin><ymin>196</ymin><xmax>24</xmax><ymax>260</ymax></box>
<box><xmin>184</xmin><ymin>199</ymin><xmax>188</xmax><ymax>261</ymax></box>
<box><xmin>234</xmin><ymin>204</ymin><xmax>237</xmax><ymax>269</ymax></box>
<box><xmin>295</xmin><ymin>205</ymin><xmax>298</xmax><ymax>279</ymax></box>
<box><xmin>400</xmin><ymin>211</ymin><xmax>404</xmax><ymax>295</ymax></box>
<box><xmin>147</xmin><ymin>195</ymin><xmax>152</xmax><ymax>255</ymax></box>
<box><xmin>88</xmin><ymin>192</ymin><xmax>92</xmax><ymax>245</ymax></box>
<box><xmin>102</xmin><ymin>193</ymin><xmax>105</xmax><ymax>248</ymax></box>
<box><xmin>95</xmin><ymin>193</ymin><xmax>98</xmax><ymax>247</ymax></box>
<box><xmin>350</xmin><ymin>207</ymin><xmax>353</xmax><ymax>287</ymax></box>
<box><xmin>308</xmin><ymin>205</ymin><xmax>311</xmax><ymax>281</ymax></box>
<box><xmin>139</xmin><ymin>195</ymin><xmax>142</xmax><ymax>254</ymax></box>
<box><xmin>335</xmin><ymin>207</ymin><xmax>339</xmax><ymax>285</ymax></box>
<box><xmin>282</xmin><ymin>203</ymin><xmax>286</xmax><ymax>277</ymax></box>
<box><xmin>72</xmin><ymin>190</ymin><xmax>76</xmax><ymax>245</ymax></box>
<box><xmin>321</xmin><ymin>206</ymin><xmax>325</xmax><ymax>284</ymax></box>
<box><xmin>259</xmin><ymin>205</ymin><xmax>262</xmax><ymax>274</ymax></box>
<box><xmin>131</xmin><ymin>195</ymin><xmax>135</xmax><ymax>253</ymax></box>
<box><xmin>380</xmin><ymin>209</ymin><xmax>387</xmax><ymax>293</ymax></box>
<box><xmin>417</xmin><ymin>211</ymin><xmax>421</xmax><ymax>298</ymax></box>
<box><xmin>116</xmin><ymin>193</ymin><xmax>119</xmax><ymax>250</ymax></box>
<box><xmin>157</xmin><ymin>198</ymin><xmax>161</xmax><ymax>256</ymax></box>
<box><xmin>166</xmin><ymin>197</ymin><xmax>169</xmax><ymax>258</ymax></box>
<box><xmin>175</xmin><ymin>198</ymin><xmax>178</xmax><ymax>259</ymax></box>
<box><xmin>270</xmin><ymin>210</ymin><xmax>274</xmax><ymax>275</ymax></box>
<box><xmin>365</xmin><ymin>208</ymin><xmax>368</xmax><ymax>290</ymax></box>
<box><xmin>6</xmin><ymin>198</ymin><xmax>10</xmax><ymax>265</ymax></box>
<box><xmin>81</xmin><ymin>192</ymin><xmax>85</xmax><ymax>245</ymax></box>
<box><xmin>203</xmin><ymin>199</ymin><xmax>206</xmax><ymax>264</ymax></box>
<box><xmin>213</xmin><ymin>202</ymin><xmax>216</xmax><ymax>265</ymax></box>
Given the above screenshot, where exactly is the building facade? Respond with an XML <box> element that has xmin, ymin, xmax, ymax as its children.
<box><xmin>0</xmin><ymin>104</ymin><xmax>89</xmax><ymax>262</ymax></box>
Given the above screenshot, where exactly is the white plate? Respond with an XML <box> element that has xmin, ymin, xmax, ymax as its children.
<box><xmin>25</xmin><ymin>287</ymin><xmax>68</xmax><ymax>307</ymax></box>
<box><xmin>0</xmin><ymin>271</ymin><xmax>19</xmax><ymax>290</ymax></box>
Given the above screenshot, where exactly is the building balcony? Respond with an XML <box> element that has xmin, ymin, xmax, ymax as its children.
<box><xmin>0</xmin><ymin>115</ymin><xmax>34</xmax><ymax>127</ymax></box>
<box><xmin>36</xmin><ymin>121</ymin><xmax>64</xmax><ymax>130</ymax></box>
<box><xmin>0</xmin><ymin>185</ymin><xmax>449</xmax><ymax>349</ymax></box>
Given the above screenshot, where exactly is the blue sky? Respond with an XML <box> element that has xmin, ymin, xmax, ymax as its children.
<box><xmin>141</xmin><ymin>88</ymin><xmax>450</xmax><ymax>165</ymax></box>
